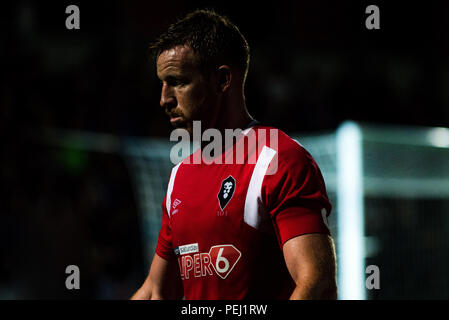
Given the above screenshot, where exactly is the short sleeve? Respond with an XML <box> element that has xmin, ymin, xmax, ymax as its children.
<box><xmin>262</xmin><ymin>142</ymin><xmax>332</xmax><ymax>246</ymax></box>
<box><xmin>155</xmin><ymin>195</ymin><xmax>176</xmax><ymax>260</ymax></box>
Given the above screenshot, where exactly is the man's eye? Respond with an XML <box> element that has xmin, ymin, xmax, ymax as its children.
<box><xmin>171</xmin><ymin>78</ymin><xmax>188</xmax><ymax>86</ymax></box>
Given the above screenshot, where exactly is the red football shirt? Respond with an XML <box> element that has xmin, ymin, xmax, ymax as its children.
<box><xmin>155</xmin><ymin>124</ymin><xmax>332</xmax><ymax>299</ymax></box>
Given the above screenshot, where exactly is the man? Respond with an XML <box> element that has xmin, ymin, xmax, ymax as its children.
<box><xmin>132</xmin><ymin>9</ymin><xmax>337</xmax><ymax>300</ymax></box>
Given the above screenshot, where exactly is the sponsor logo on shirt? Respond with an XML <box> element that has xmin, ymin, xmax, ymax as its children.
<box><xmin>176</xmin><ymin>244</ymin><xmax>241</xmax><ymax>280</ymax></box>
<box><xmin>174</xmin><ymin>243</ymin><xmax>199</xmax><ymax>256</ymax></box>
<box><xmin>217</xmin><ymin>176</ymin><xmax>236</xmax><ymax>211</ymax></box>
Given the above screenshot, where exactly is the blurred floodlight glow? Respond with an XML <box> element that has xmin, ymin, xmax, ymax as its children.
<box><xmin>337</xmin><ymin>121</ymin><xmax>366</xmax><ymax>300</ymax></box>
<box><xmin>427</xmin><ymin>127</ymin><xmax>449</xmax><ymax>148</ymax></box>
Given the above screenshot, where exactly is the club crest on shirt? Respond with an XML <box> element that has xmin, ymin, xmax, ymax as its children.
<box><xmin>217</xmin><ymin>175</ymin><xmax>236</xmax><ymax>211</ymax></box>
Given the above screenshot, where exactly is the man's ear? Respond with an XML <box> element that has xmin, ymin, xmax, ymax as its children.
<box><xmin>217</xmin><ymin>65</ymin><xmax>232</xmax><ymax>93</ymax></box>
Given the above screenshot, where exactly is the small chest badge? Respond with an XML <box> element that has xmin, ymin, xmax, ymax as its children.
<box><xmin>218</xmin><ymin>175</ymin><xmax>236</xmax><ymax>211</ymax></box>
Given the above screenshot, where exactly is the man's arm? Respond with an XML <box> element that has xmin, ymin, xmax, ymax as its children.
<box><xmin>131</xmin><ymin>253</ymin><xmax>183</xmax><ymax>300</ymax></box>
<box><xmin>283</xmin><ymin>233</ymin><xmax>337</xmax><ymax>300</ymax></box>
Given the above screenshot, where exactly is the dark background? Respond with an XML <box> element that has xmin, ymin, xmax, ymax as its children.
<box><xmin>1</xmin><ymin>0</ymin><xmax>448</xmax><ymax>299</ymax></box>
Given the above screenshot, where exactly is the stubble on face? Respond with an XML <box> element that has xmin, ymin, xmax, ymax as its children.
<box><xmin>157</xmin><ymin>46</ymin><xmax>217</xmax><ymax>135</ymax></box>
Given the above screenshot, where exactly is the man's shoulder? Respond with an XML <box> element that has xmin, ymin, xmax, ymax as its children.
<box><xmin>251</xmin><ymin>124</ymin><xmax>310</xmax><ymax>161</ymax></box>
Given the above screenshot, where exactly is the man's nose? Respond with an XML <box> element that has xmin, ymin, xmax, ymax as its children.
<box><xmin>160</xmin><ymin>84</ymin><xmax>177</xmax><ymax>109</ymax></box>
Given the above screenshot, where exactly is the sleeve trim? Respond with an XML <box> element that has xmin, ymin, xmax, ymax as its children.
<box><xmin>275</xmin><ymin>206</ymin><xmax>331</xmax><ymax>246</ymax></box>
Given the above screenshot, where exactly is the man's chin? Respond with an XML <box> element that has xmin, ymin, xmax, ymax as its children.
<box><xmin>170</xmin><ymin>121</ymin><xmax>191</xmax><ymax>133</ymax></box>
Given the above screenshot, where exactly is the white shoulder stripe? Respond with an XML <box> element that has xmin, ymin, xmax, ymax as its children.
<box><xmin>166</xmin><ymin>162</ymin><xmax>182</xmax><ymax>217</ymax></box>
<box><xmin>292</xmin><ymin>138</ymin><xmax>305</xmax><ymax>148</ymax></box>
<box><xmin>244</xmin><ymin>145</ymin><xmax>277</xmax><ymax>229</ymax></box>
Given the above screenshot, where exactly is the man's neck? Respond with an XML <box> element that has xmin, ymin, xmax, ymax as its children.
<box><xmin>215</xmin><ymin>97</ymin><xmax>253</xmax><ymax>131</ymax></box>
<box><xmin>198</xmin><ymin>102</ymin><xmax>255</xmax><ymax>156</ymax></box>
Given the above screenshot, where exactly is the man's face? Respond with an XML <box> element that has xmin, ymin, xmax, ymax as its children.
<box><xmin>157</xmin><ymin>46</ymin><xmax>218</xmax><ymax>135</ymax></box>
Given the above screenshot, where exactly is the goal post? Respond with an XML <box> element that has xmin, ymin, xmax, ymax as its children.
<box><xmin>298</xmin><ymin>121</ymin><xmax>449</xmax><ymax>299</ymax></box>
